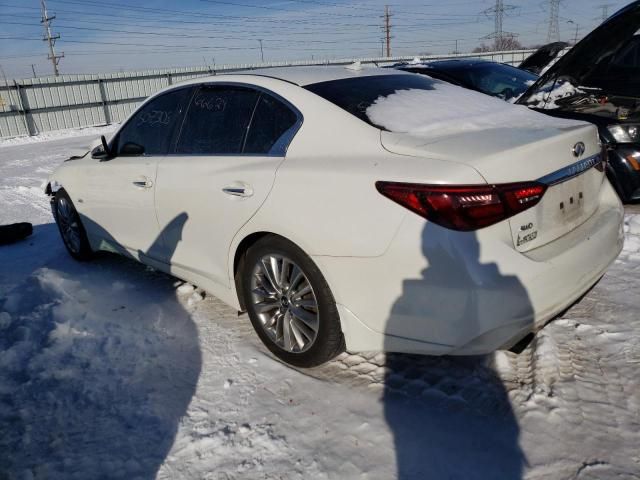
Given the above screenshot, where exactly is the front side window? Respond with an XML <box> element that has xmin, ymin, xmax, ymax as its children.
<box><xmin>244</xmin><ymin>94</ymin><xmax>299</xmax><ymax>155</ymax></box>
<box><xmin>117</xmin><ymin>88</ymin><xmax>191</xmax><ymax>155</ymax></box>
<box><xmin>176</xmin><ymin>86</ymin><xmax>259</xmax><ymax>155</ymax></box>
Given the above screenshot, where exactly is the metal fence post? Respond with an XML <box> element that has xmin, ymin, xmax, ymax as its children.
<box><xmin>98</xmin><ymin>79</ymin><xmax>111</xmax><ymax>125</ymax></box>
<box><xmin>166</xmin><ymin>73</ymin><xmax>173</xmax><ymax>85</ymax></box>
<box><xmin>13</xmin><ymin>80</ymin><xmax>34</xmax><ymax>136</ymax></box>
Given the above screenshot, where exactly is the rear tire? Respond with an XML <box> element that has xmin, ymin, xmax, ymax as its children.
<box><xmin>52</xmin><ymin>189</ymin><xmax>93</xmax><ymax>261</ymax></box>
<box><xmin>242</xmin><ymin>235</ymin><xmax>345</xmax><ymax>368</ymax></box>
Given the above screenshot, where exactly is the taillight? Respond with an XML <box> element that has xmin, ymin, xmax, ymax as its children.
<box><xmin>375</xmin><ymin>181</ymin><xmax>547</xmax><ymax>231</ymax></box>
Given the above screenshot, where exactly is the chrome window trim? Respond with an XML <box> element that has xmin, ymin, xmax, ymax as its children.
<box><xmin>537</xmin><ymin>153</ymin><xmax>603</xmax><ymax>186</ymax></box>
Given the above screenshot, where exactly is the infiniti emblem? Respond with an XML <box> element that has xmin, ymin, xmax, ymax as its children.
<box><xmin>572</xmin><ymin>142</ymin><xmax>586</xmax><ymax>158</ymax></box>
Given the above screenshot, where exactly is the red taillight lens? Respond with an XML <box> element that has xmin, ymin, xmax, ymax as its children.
<box><xmin>376</xmin><ymin>181</ymin><xmax>547</xmax><ymax>231</ymax></box>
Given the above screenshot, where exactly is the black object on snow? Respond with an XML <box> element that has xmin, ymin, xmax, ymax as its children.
<box><xmin>0</xmin><ymin>223</ymin><xmax>33</xmax><ymax>246</ymax></box>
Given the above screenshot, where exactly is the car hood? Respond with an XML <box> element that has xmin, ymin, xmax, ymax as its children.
<box><xmin>519</xmin><ymin>41</ymin><xmax>570</xmax><ymax>76</ymax></box>
<box><xmin>518</xmin><ymin>1</ymin><xmax>640</xmax><ymax>119</ymax></box>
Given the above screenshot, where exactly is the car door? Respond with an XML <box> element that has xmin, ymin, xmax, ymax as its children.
<box><xmin>79</xmin><ymin>86</ymin><xmax>193</xmax><ymax>258</ymax></box>
<box><xmin>154</xmin><ymin>84</ymin><xmax>301</xmax><ymax>287</ymax></box>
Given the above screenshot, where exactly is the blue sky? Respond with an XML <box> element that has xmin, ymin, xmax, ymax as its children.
<box><xmin>0</xmin><ymin>0</ymin><xmax>633</xmax><ymax>79</ymax></box>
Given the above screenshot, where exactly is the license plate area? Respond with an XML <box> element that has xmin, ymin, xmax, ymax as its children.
<box><xmin>509</xmin><ymin>167</ymin><xmax>603</xmax><ymax>252</ymax></box>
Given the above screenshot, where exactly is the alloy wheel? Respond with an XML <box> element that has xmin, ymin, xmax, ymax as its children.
<box><xmin>250</xmin><ymin>254</ymin><xmax>320</xmax><ymax>353</ymax></box>
<box><xmin>56</xmin><ymin>197</ymin><xmax>82</xmax><ymax>254</ymax></box>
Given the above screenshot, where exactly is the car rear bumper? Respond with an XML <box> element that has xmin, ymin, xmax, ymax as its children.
<box><xmin>315</xmin><ymin>180</ymin><xmax>624</xmax><ymax>355</ymax></box>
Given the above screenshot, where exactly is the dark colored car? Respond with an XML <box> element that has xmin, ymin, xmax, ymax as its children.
<box><xmin>393</xmin><ymin>59</ymin><xmax>538</xmax><ymax>102</ymax></box>
<box><xmin>395</xmin><ymin>2</ymin><xmax>640</xmax><ymax>202</ymax></box>
<box><xmin>518</xmin><ymin>1</ymin><xmax>640</xmax><ymax>203</ymax></box>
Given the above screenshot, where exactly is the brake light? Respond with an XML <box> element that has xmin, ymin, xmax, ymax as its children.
<box><xmin>375</xmin><ymin>181</ymin><xmax>547</xmax><ymax>231</ymax></box>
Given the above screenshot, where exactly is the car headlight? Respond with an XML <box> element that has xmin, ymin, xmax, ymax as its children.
<box><xmin>607</xmin><ymin>124</ymin><xmax>640</xmax><ymax>143</ymax></box>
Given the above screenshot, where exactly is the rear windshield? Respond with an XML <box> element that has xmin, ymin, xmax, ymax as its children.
<box><xmin>304</xmin><ymin>74</ymin><xmax>438</xmax><ymax>129</ymax></box>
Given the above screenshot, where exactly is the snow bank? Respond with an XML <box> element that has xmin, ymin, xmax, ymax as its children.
<box><xmin>366</xmin><ymin>82</ymin><xmax>584</xmax><ymax>137</ymax></box>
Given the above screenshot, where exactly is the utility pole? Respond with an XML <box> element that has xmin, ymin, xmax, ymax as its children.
<box><xmin>40</xmin><ymin>0</ymin><xmax>63</xmax><ymax>76</ymax></box>
<box><xmin>481</xmin><ymin>0</ymin><xmax>517</xmax><ymax>49</ymax></box>
<box><xmin>258</xmin><ymin>39</ymin><xmax>264</xmax><ymax>62</ymax></box>
<box><xmin>546</xmin><ymin>0</ymin><xmax>561</xmax><ymax>43</ymax></box>
<box><xmin>384</xmin><ymin>5</ymin><xmax>392</xmax><ymax>58</ymax></box>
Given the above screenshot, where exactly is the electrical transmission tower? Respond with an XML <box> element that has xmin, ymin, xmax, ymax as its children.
<box><xmin>596</xmin><ymin>4</ymin><xmax>615</xmax><ymax>23</ymax></box>
<box><xmin>40</xmin><ymin>0</ymin><xmax>64</xmax><ymax>76</ymax></box>
<box><xmin>481</xmin><ymin>0</ymin><xmax>518</xmax><ymax>48</ymax></box>
<box><xmin>547</xmin><ymin>0</ymin><xmax>561</xmax><ymax>42</ymax></box>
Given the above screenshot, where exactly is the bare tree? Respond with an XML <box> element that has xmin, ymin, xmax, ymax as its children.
<box><xmin>473</xmin><ymin>37</ymin><xmax>523</xmax><ymax>53</ymax></box>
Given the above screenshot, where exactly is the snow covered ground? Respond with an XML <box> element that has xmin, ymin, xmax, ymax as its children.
<box><xmin>1</xmin><ymin>130</ymin><xmax>639</xmax><ymax>480</ymax></box>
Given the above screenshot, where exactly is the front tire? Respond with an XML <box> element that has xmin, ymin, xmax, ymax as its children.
<box><xmin>52</xmin><ymin>189</ymin><xmax>93</xmax><ymax>261</ymax></box>
<box><xmin>242</xmin><ymin>235</ymin><xmax>345</xmax><ymax>368</ymax></box>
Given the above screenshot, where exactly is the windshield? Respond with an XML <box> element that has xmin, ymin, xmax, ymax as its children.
<box><xmin>304</xmin><ymin>74</ymin><xmax>439</xmax><ymax>129</ymax></box>
<box><xmin>458</xmin><ymin>63</ymin><xmax>537</xmax><ymax>101</ymax></box>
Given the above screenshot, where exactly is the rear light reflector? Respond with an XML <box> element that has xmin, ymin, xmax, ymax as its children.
<box><xmin>376</xmin><ymin>181</ymin><xmax>547</xmax><ymax>231</ymax></box>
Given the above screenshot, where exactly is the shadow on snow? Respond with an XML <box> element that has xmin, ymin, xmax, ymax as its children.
<box><xmin>0</xmin><ymin>216</ymin><xmax>199</xmax><ymax>479</ymax></box>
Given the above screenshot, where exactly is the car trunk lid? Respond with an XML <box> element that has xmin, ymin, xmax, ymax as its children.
<box><xmin>380</xmin><ymin>123</ymin><xmax>606</xmax><ymax>251</ymax></box>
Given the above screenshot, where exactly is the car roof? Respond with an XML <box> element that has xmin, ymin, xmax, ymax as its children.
<box><xmin>218</xmin><ymin>65</ymin><xmax>410</xmax><ymax>86</ymax></box>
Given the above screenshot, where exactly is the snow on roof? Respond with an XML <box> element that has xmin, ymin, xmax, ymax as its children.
<box><xmin>366</xmin><ymin>81</ymin><xmax>584</xmax><ymax>138</ymax></box>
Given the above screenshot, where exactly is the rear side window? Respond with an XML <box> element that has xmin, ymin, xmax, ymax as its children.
<box><xmin>244</xmin><ymin>94</ymin><xmax>299</xmax><ymax>155</ymax></box>
<box><xmin>305</xmin><ymin>74</ymin><xmax>438</xmax><ymax>129</ymax></box>
<box><xmin>117</xmin><ymin>87</ymin><xmax>190</xmax><ymax>155</ymax></box>
<box><xmin>176</xmin><ymin>86</ymin><xmax>259</xmax><ymax>155</ymax></box>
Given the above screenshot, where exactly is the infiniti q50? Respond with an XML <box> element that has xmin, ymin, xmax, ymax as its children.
<box><xmin>46</xmin><ymin>66</ymin><xmax>624</xmax><ymax>367</ymax></box>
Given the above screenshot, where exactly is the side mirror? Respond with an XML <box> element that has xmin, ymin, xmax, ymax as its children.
<box><xmin>120</xmin><ymin>142</ymin><xmax>145</xmax><ymax>156</ymax></box>
<box><xmin>91</xmin><ymin>135</ymin><xmax>113</xmax><ymax>160</ymax></box>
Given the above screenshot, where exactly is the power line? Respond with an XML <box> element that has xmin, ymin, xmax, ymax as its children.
<box><xmin>0</xmin><ymin>20</ymin><xmax>386</xmax><ymax>45</ymax></box>
<box><xmin>40</xmin><ymin>0</ymin><xmax>63</xmax><ymax>75</ymax></box>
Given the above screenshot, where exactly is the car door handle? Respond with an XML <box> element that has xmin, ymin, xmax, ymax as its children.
<box><xmin>222</xmin><ymin>184</ymin><xmax>253</xmax><ymax>197</ymax></box>
<box><xmin>132</xmin><ymin>177</ymin><xmax>153</xmax><ymax>188</ymax></box>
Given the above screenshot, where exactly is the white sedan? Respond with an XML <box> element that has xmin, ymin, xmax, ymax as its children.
<box><xmin>46</xmin><ymin>66</ymin><xmax>624</xmax><ymax>367</ymax></box>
